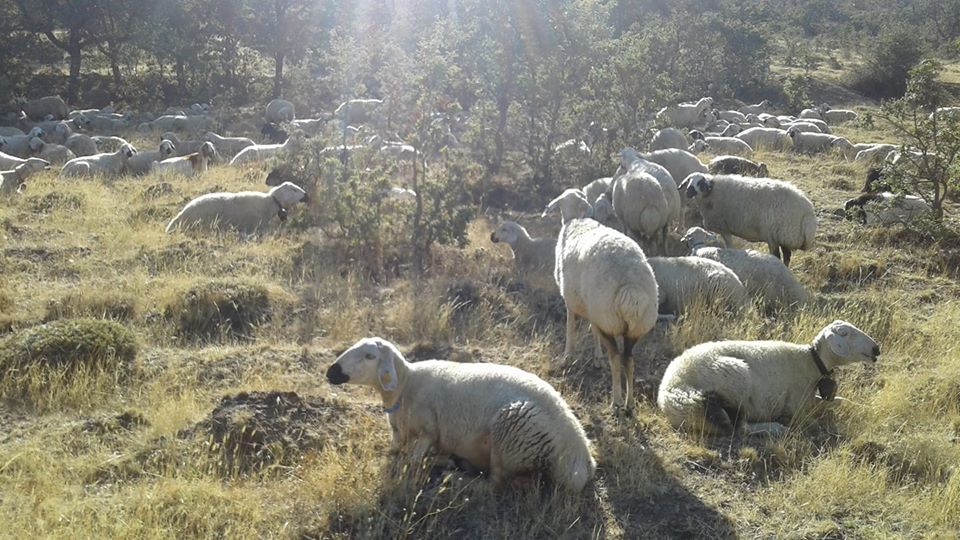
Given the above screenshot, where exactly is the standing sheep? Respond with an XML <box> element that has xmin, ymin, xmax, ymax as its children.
<box><xmin>649</xmin><ymin>128</ymin><xmax>689</xmax><ymax>151</ymax></box>
<box><xmin>326</xmin><ymin>337</ymin><xmax>596</xmax><ymax>491</ymax></box>
<box><xmin>658</xmin><ymin>320</ymin><xmax>880</xmax><ymax>436</ymax></box>
<box><xmin>202</xmin><ymin>132</ymin><xmax>255</xmax><ymax>159</ymax></box>
<box><xmin>740</xmin><ymin>100</ymin><xmax>771</xmax><ymax>115</ymax></box>
<box><xmin>165</xmin><ymin>181</ymin><xmax>308</xmax><ymax>235</ymax></box>
<box><xmin>640</xmin><ymin>148</ymin><xmax>708</xmax><ymax>189</ymax></box>
<box><xmin>612</xmin><ymin>167</ymin><xmax>670</xmax><ymax>254</ymax></box>
<box><xmin>20</xmin><ymin>96</ymin><xmax>69</xmax><ymax>121</ymax></box>
<box><xmin>489</xmin><ymin>221</ymin><xmax>555</xmax><ymax>273</ymax></box>
<box><xmin>28</xmin><ymin>137</ymin><xmax>75</xmax><ymax>164</ymax></box>
<box><xmin>127</xmin><ymin>140</ymin><xmax>177</xmax><ymax>175</ymax></box>
<box><xmin>582</xmin><ymin>176</ymin><xmax>612</xmax><ymax>205</ymax></box>
<box><xmin>0</xmin><ymin>160</ymin><xmax>48</xmax><ymax>194</ymax></box>
<box><xmin>619</xmin><ymin>147</ymin><xmax>683</xmax><ymax>234</ymax></box>
<box><xmin>546</xmin><ymin>189</ymin><xmax>659</xmax><ymax>414</ymax></box>
<box><xmin>265</xmin><ymin>98</ymin><xmax>296</xmax><ymax>123</ymax></box>
<box><xmin>682</xmin><ymin>173</ymin><xmax>816</xmax><ymax>266</ymax></box>
<box><xmin>656</xmin><ymin>97</ymin><xmax>714</xmax><ymax>128</ymax></box>
<box><xmin>229</xmin><ymin>133</ymin><xmax>302</xmax><ymax>166</ymax></box>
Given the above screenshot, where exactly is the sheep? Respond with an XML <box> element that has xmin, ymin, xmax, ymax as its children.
<box><xmin>844</xmin><ymin>192</ymin><xmax>932</xmax><ymax>226</ymax></box>
<box><xmin>592</xmin><ymin>193</ymin><xmax>621</xmax><ymax>232</ymax></box>
<box><xmin>647</xmin><ymin>256</ymin><xmax>750</xmax><ymax>316</ymax></box>
<box><xmin>127</xmin><ymin>140</ymin><xmax>177</xmax><ymax>175</ymax></box>
<box><xmin>649</xmin><ymin>128</ymin><xmax>689</xmax><ymax>151</ymax></box>
<box><xmin>0</xmin><ymin>152</ymin><xmax>49</xmax><ymax>171</ymax></box>
<box><xmin>20</xmin><ymin>96</ymin><xmax>69</xmax><ymax>121</ymax></box>
<box><xmin>781</xmin><ymin>121</ymin><xmax>823</xmax><ymax>133</ymax></box>
<box><xmin>165</xmin><ymin>181</ymin><xmax>308</xmax><ymax>235</ymax></box>
<box><xmin>59</xmin><ymin>143</ymin><xmax>136</xmax><ymax>179</ymax></box>
<box><xmin>681</xmin><ymin>226</ymin><xmax>810</xmax><ymax>309</ymax></box>
<box><xmin>718</xmin><ymin>124</ymin><xmax>742</xmax><ymax>137</ymax></box>
<box><xmin>758</xmin><ymin>114</ymin><xmax>780</xmax><ymax>128</ymax></box>
<box><xmin>681</xmin><ymin>173</ymin><xmax>816</xmax><ymax>266</ymax></box>
<box><xmin>229</xmin><ymin>133</ymin><xmax>302</xmax><ymax>166</ymax></box>
<box><xmin>854</xmin><ymin>144</ymin><xmax>898</xmax><ymax>163</ymax></box>
<box><xmin>688</xmin><ymin>139</ymin><xmax>709</xmax><ymax>154</ymax></box>
<box><xmin>290</xmin><ymin>118</ymin><xmax>327</xmax><ymax>136</ymax></box>
<box><xmin>489</xmin><ymin>220</ymin><xmax>555</xmax><ymax>274</ymax></box>
<box><xmin>138</xmin><ymin>115</ymin><xmax>211</xmax><ymax>133</ymax></box>
<box><xmin>639</xmin><ymin>148</ymin><xmax>708</xmax><ymax>190</ymax></box>
<box><xmin>63</xmin><ymin>133</ymin><xmax>98</xmax><ymax>157</ymax></box>
<box><xmin>619</xmin><ymin>147</ymin><xmax>682</xmax><ymax>235</ymax></box>
<box><xmin>151</xmin><ymin>141</ymin><xmax>217</xmax><ymax>177</ymax></box>
<box><xmin>657</xmin><ymin>320</ymin><xmax>880</xmax><ymax>436</ymax></box>
<box><xmin>736</xmin><ymin>127</ymin><xmax>792</xmax><ymax>151</ymax></box>
<box><xmin>739</xmin><ymin>100</ymin><xmax>771</xmax><ymax>115</ymax></box>
<box><xmin>798</xmin><ymin>107</ymin><xmax>823</xmax><ymax>121</ymax></box>
<box><xmin>81</xmin><ymin>113</ymin><xmax>130</xmax><ymax>134</ymax></box>
<box><xmin>821</xmin><ymin>107</ymin><xmax>858</xmax><ymax>124</ymax></box>
<box><xmin>656</xmin><ymin>97</ymin><xmax>714</xmax><ymax>128</ymax></box>
<box><xmin>199</xmin><ymin>132</ymin><xmax>254</xmax><ymax>160</ymax></box>
<box><xmin>829</xmin><ymin>138</ymin><xmax>859</xmax><ymax>161</ymax></box>
<box><xmin>545</xmin><ymin>189</ymin><xmax>659</xmax><ymax>414</ymax></box>
<box><xmin>690</xmin><ymin>135</ymin><xmax>753</xmax><ymax>156</ymax></box>
<box><xmin>28</xmin><ymin>137</ymin><xmax>75</xmax><ymax>164</ymax></box>
<box><xmin>334</xmin><ymin>98</ymin><xmax>383</xmax><ymax>125</ymax></box>
<box><xmin>787</xmin><ymin>127</ymin><xmax>847</xmax><ymax>156</ymax></box>
<box><xmin>716</xmin><ymin>110</ymin><xmax>747</xmax><ymax>123</ymax></box>
<box><xmin>260</xmin><ymin>122</ymin><xmax>288</xmax><ymax>144</ymax></box>
<box><xmin>265</xmin><ymin>98</ymin><xmax>296</xmax><ymax>123</ymax></box>
<box><xmin>326</xmin><ymin>337</ymin><xmax>596</xmax><ymax>491</ymax></box>
<box><xmin>0</xmin><ymin>127</ymin><xmax>45</xmax><ymax>158</ymax></box>
<box><xmin>582</xmin><ymin>176</ymin><xmax>612</xmax><ymax>205</ymax></box>
<box><xmin>0</xmin><ymin>159</ymin><xmax>48</xmax><ymax>194</ymax></box>
<box><xmin>0</xmin><ymin>127</ymin><xmax>25</xmax><ymax>137</ymax></box>
<box><xmin>862</xmin><ymin>168</ymin><xmax>892</xmax><ymax>193</ymax></box>
<box><xmin>90</xmin><ymin>135</ymin><xmax>130</xmax><ymax>153</ymax></box>
<box><xmin>707</xmin><ymin>155</ymin><xmax>768</xmax><ymax>177</ymax></box>
<box><xmin>612</xmin><ymin>166</ymin><xmax>670</xmax><ymax>254</ymax></box>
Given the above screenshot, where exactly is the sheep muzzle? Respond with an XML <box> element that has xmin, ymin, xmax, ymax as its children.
<box><xmin>326</xmin><ymin>363</ymin><xmax>349</xmax><ymax>385</ymax></box>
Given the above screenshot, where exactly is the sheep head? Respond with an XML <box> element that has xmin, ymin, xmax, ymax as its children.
<box><xmin>682</xmin><ymin>173</ymin><xmax>712</xmax><ymax>199</ymax></box>
<box><xmin>680</xmin><ymin>226</ymin><xmax>723</xmax><ymax>249</ymax></box>
<box><xmin>120</xmin><ymin>144</ymin><xmax>136</xmax><ymax>159</ymax></box>
<box><xmin>491</xmin><ymin>221</ymin><xmax>523</xmax><ymax>245</ymax></box>
<box><xmin>327</xmin><ymin>337</ymin><xmax>403</xmax><ymax>392</ymax></box>
<box><xmin>270</xmin><ymin>181</ymin><xmax>308</xmax><ymax>208</ymax></box>
<box><xmin>813</xmin><ymin>320</ymin><xmax>880</xmax><ymax>368</ymax></box>
<box><xmin>542</xmin><ymin>188</ymin><xmax>593</xmax><ymax>223</ymax></box>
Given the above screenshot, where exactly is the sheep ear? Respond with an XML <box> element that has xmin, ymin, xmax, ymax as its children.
<box><xmin>824</xmin><ymin>326</ymin><xmax>850</xmax><ymax>357</ymax></box>
<box><xmin>16</xmin><ymin>182</ymin><xmax>27</xmax><ymax>193</ymax></box>
<box><xmin>541</xmin><ymin>194</ymin><xmax>563</xmax><ymax>217</ymax></box>
<box><xmin>376</xmin><ymin>345</ymin><xmax>398</xmax><ymax>391</ymax></box>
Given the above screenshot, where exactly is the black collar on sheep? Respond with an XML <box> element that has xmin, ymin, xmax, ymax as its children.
<box><xmin>271</xmin><ymin>194</ymin><xmax>288</xmax><ymax>222</ymax></box>
<box><xmin>810</xmin><ymin>344</ymin><xmax>837</xmax><ymax>401</ymax></box>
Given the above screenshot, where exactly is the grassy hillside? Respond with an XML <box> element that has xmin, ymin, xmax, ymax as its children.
<box><xmin>2</xmin><ymin>97</ymin><xmax>960</xmax><ymax>538</ymax></box>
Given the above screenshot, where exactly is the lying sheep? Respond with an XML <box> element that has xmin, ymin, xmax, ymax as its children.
<box><xmin>656</xmin><ymin>97</ymin><xmax>713</xmax><ymax>128</ymax></box>
<box><xmin>545</xmin><ymin>189</ymin><xmax>659</xmax><ymax>414</ymax></box>
<box><xmin>708</xmin><ymin>156</ymin><xmax>768</xmax><ymax>177</ymax></box>
<box><xmin>82</xmin><ymin>113</ymin><xmax>130</xmax><ymax>134</ymax></box>
<box><xmin>151</xmin><ymin>142</ymin><xmax>217</xmax><ymax>177</ymax></box>
<box><xmin>127</xmin><ymin>140</ymin><xmax>176</xmax><ymax>175</ymax></box>
<box><xmin>781</xmin><ymin>121</ymin><xmax>823</xmax><ymax>133</ymax></box>
<box><xmin>0</xmin><ymin>127</ymin><xmax>46</xmax><ymax>158</ymax></box>
<box><xmin>854</xmin><ymin>144</ymin><xmax>898</xmax><ymax>163</ymax></box>
<box><xmin>736</xmin><ymin>127</ymin><xmax>792</xmax><ymax>151</ymax></box>
<box><xmin>203</xmin><ymin>132</ymin><xmax>255</xmax><ymax>159</ymax></box>
<box><xmin>787</xmin><ymin>127</ymin><xmax>848</xmax><ymax>156</ymax></box>
<box><xmin>165</xmin><ymin>181</ymin><xmax>308</xmax><ymax>235</ymax></box>
<box><xmin>265</xmin><ymin>98</ymin><xmax>296</xmax><ymax>123</ymax></box>
<box><xmin>0</xmin><ymin>159</ymin><xmax>48</xmax><ymax>194</ymax></box>
<box><xmin>798</xmin><ymin>107</ymin><xmax>823</xmax><ymax>121</ymax></box>
<box><xmin>647</xmin><ymin>256</ymin><xmax>750</xmax><ymax>316</ymax></box>
<box><xmin>161</xmin><ymin>132</ymin><xmax>205</xmax><ymax>157</ymax></box>
<box><xmin>0</xmin><ymin>151</ymin><xmax>49</xmax><ymax>171</ymax></box>
<box><xmin>844</xmin><ymin>192</ymin><xmax>932</xmax><ymax>226</ymax></box>
<box><xmin>490</xmin><ymin>220</ymin><xmax>555</xmax><ymax>273</ymax></box>
<box><xmin>64</xmin><ymin>133</ymin><xmax>98</xmax><ymax>157</ymax></box>
<box><xmin>90</xmin><ymin>135</ymin><xmax>130</xmax><ymax>153</ymax></box>
<box><xmin>326</xmin><ymin>337</ymin><xmax>596</xmax><ymax>491</ymax></box>
<box><xmin>658</xmin><ymin>320</ymin><xmax>880</xmax><ymax>436</ymax></box>
<box><xmin>20</xmin><ymin>96</ymin><xmax>69</xmax><ymax>121</ymax></box>
<box><xmin>0</xmin><ymin>127</ymin><xmax>25</xmax><ymax>137</ymax></box>
<box><xmin>682</xmin><ymin>173</ymin><xmax>816</xmax><ymax>266</ymax></box>
<box><xmin>821</xmin><ymin>107</ymin><xmax>858</xmax><ymax>124</ymax></box>
<box><xmin>60</xmin><ymin>143</ymin><xmax>136</xmax><ymax>179</ymax></box>
<box><xmin>689</xmin><ymin>134</ymin><xmax>753</xmax><ymax>156</ymax></box>
<box><xmin>229</xmin><ymin>133</ymin><xmax>302</xmax><ymax>166</ymax></box>
<box><xmin>290</xmin><ymin>118</ymin><xmax>327</xmax><ymax>136</ymax></box>
<box><xmin>739</xmin><ymin>100</ymin><xmax>771</xmax><ymax>115</ymax></box>
<box><xmin>28</xmin><ymin>137</ymin><xmax>75</xmax><ymax>164</ymax></box>
<box><xmin>681</xmin><ymin>227</ymin><xmax>809</xmax><ymax>310</ymax></box>
<box><xmin>138</xmin><ymin>115</ymin><xmax>211</xmax><ymax>133</ymax></box>
<box><xmin>649</xmin><ymin>128</ymin><xmax>689</xmax><ymax>151</ymax></box>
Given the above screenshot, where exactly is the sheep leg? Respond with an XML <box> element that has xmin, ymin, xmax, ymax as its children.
<box><xmin>590</xmin><ymin>325</ymin><xmax>608</xmax><ymax>368</ymax></box>
<box><xmin>781</xmin><ymin>247</ymin><xmax>792</xmax><ymax>267</ymax></box>
<box><xmin>702</xmin><ymin>392</ymin><xmax>736</xmax><ymax>436</ymax></box>
<box><xmin>595</xmin><ymin>330</ymin><xmax>623</xmax><ymax>411</ymax></box>
<box><xmin>622</xmin><ymin>336</ymin><xmax>637</xmax><ymax>415</ymax></box>
<box><xmin>409</xmin><ymin>437</ymin><xmax>435</xmax><ymax>473</ymax></box>
<box><xmin>657</xmin><ymin>227</ymin><xmax>667</xmax><ymax>256</ymax></box>
<box><xmin>766</xmin><ymin>241</ymin><xmax>781</xmax><ymax>260</ymax></box>
<box><xmin>563</xmin><ymin>307</ymin><xmax>577</xmax><ymax>360</ymax></box>
<box><xmin>721</xmin><ymin>233</ymin><xmax>734</xmax><ymax>248</ymax></box>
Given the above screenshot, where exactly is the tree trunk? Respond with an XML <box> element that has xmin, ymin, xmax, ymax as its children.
<box><xmin>176</xmin><ymin>60</ymin><xmax>187</xmax><ymax>99</ymax></box>
<box><xmin>109</xmin><ymin>46</ymin><xmax>123</xmax><ymax>97</ymax></box>
<box><xmin>273</xmin><ymin>52</ymin><xmax>285</xmax><ymax>98</ymax></box>
<box><xmin>67</xmin><ymin>30</ymin><xmax>83</xmax><ymax>103</ymax></box>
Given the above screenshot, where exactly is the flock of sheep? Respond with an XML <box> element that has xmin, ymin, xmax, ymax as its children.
<box><xmin>2</xmin><ymin>92</ymin><xmax>892</xmax><ymax>493</ymax></box>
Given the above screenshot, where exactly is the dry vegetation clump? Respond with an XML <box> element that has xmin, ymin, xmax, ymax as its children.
<box><xmin>44</xmin><ymin>290</ymin><xmax>138</xmax><ymax>322</ymax></box>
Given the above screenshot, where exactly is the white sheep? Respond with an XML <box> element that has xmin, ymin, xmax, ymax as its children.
<box><xmin>716</xmin><ymin>110</ymin><xmax>747</xmax><ymax>123</ymax></box>
<box><xmin>758</xmin><ymin>114</ymin><xmax>780</xmax><ymax>128</ymax></box>
<box><xmin>739</xmin><ymin>100</ymin><xmax>771</xmax><ymax>115</ymax></box>
<box><xmin>201</xmin><ymin>132</ymin><xmax>255</xmax><ymax>159</ymax></box>
<box><xmin>843</xmin><ymin>192</ymin><xmax>932</xmax><ymax>226</ymax></box>
<box><xmin>787</xmin><ymin>127</ymin><xmax>847</xmax><ymax>156</ymax></box>
<box><xmin>718</xmin><ymin>124</ymin><xmax>742</xmax><ymax>137</ymax></box>
<box><xmin>64</xmin><ymin>133</ymin><xmax>98</xmax><ymax>157</ymax></box>
<box><xmin>334</xmin><ymin>98</ymin><xmax>383</xmax><ymax>125</ymax></box>
<box><xmin>0</xmin><ymin>127</ymin><xmax>25</xmax><ymax>137</ymax></box>
<box><xmin>656</xmin><ymin>97</ymin><xmax>714</xmax><ymax>128</ymax></box>
<box><xmin>165</xmin><ymin>181</ymin><xmax>308</xmax><ymax>235</ymax></box>
<box><xmin>0</xmin><ymin>159</ymin><xmax>48</xmax><ymax>194</ymax></box>
<box><xmin>854</xmin><ymin>144</ymin><xmax>898</xmax><ymax>163</ymax></box>
<box><xmin>681</xmin><ymin>226</ymin><xmax>809</xmax><ymax>310</ymax></box>
<box><xmin>820</xmin><ymin>107</ymin><xmax>858</xmax><ymax>124</ymax></box>
<box><xmin>127</xmin><ymin>140</ymin><xmax>177</xmax><ymax>175</ymax></box>
<box><xmin>160</xmin><ymin>132</ymin><xmax>205</xmax><ymax>157</ymax></box>
<box><xmin>21</xmin><ymin>96</ymin><xmax>69</xmax><ymax>121</ymax></box>
<box><xmin>647</xmin><ymin>256</ymin><xmax>750</xmax><ymax>316</ymax></box>
<box><xmin>326</xmin><ymin>337</ymin><xmax>596</xmax><ymax>491</ymax></box>
<box><xmin>490</xmin><ymin>220</ymin><xmax>555</xmax><ymax>273</ymax></box>
<box><xmin>612</xmin><ymin>165</ymin><xmax>670</xmax><ymax>254</ymax></box>
<box><xmin>59</xmin><ymin>143</ymin><xmax>137</xmax><ymax>179</ymax></box>
<box><xmin>649</xmin><ymin>128</ymin><xmax>689</xmax><ymax>151</ymax></box>
<box><xmin>798</xmin><ymin>107</ymin><xmax>823</xmax><ymax>121</ymax></box>
<box><xmin>0</xmin><ymin>127</ymin><xmax>46</xmax><ymax>158</ymax></box>
<box><xmin>229</xmin><ymin>134</ymin><xmax>302</xmax><ymax>166</ymax></box>
<box><xmin>619</xmin><ymin>147</ymin><xmax>682</xmax><ymax>234</ymax></box>
<box><xmin>582</xmin><ymin>176</ymin><xmax>612</xmax><ymax>205</ymax></box>
<box><xmin>640</xmin><ymin>148</ymin><xmax>708</xmax><ymax>187</ymax></box>
<box><xmin>90</xmin><ymin>135</ymin><xmax>130</xmax><ymax>153</ymax></box>
<box><xmin>138</xmin><ymin>115</ymin><xmax>211</xmax><ymax>133</ymax></box>
<box><xmin>689</xmin><ymin>135</ymin><xmax>753</xmax><ymax>156</ymax></box>
<box><xmin>0</xmin><ymin>151</ymin><xmax>49</xmax><ymax>170</ymax></box>
<box><xmin>707</xmin><ymin>155</ymin><xmax>768</xmax><ymax>177</ymax></box>
<box><xmin>781</xmin><ymin>121</ymin><xmax>823</xmax><ymax>133</ymax></box>
<box><xmin>290</xmin><ymin>118</ymin><xmax>327</xmax><ymax>136</ymax></box>
<box><xmin>682</xmin><ymin>173</ymin><xmax>816</xmax><ymax>266</ymax></box>
<box><xmin>592</xmin><ymin>193</ymin><xmax>622</xmax><ymax>232</ymax></box>
<box><xmin>151</xmin><ymin>142</ymin><xmax>216</xmax><ymax>177</ymax></box>
<box><xmin>736</xmin><ymin>127</ymin><xmax>792</xmax><ymax>151</ymax></box>
<box><xmin>545</xmin><ymin>189</ymin><xmax>659</xmax><ymax>414</ymax></box>
<box><xmin>82</xmin><ymin>113</ymin><xmax>130</xmax><ymax>133</ymax></box>
<box><xmin>28</xmin><ymin>137</ymin><xmax>75</xmax><ymax>164</ymax></box>
<box><xmin>265</xmin><ymin>98</ymin><xmax>296</xmax><ymax>123</ymax></box>
<box><xmin>658</xmin><ymin>320</ymin><xmax>880</xmax><ymax>436</ymax></box>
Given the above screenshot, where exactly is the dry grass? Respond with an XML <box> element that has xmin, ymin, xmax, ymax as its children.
<box><xmin>1</xmin><ymin>105</ymin><xmax>959</xmax><ymax>539</ymax></box>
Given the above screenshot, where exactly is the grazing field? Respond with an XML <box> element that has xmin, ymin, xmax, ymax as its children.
<box><xmin>1</xmin><ymin>99</ymin><xmax>960</xmax><ymax>540</ymax></box>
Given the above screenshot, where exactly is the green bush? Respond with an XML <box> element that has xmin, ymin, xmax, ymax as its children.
<box><xmin>850</xmin><ymin>28</ymin><xmax>926</xmax><ymax>99</ymax></box>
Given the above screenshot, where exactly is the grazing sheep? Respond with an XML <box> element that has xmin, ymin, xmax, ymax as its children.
<box><xmin>546</xmin><ymin>189</ymin><xmax>659</xmax><ymax>414</ymax></box>
<box><xmin>59</xmin><ymin>143</ymin><xmax>137</xmax><ymax>179</ymax></box>
<box><xmin>736</xmin><ymin>127</ymin><xmax>792</xmax><ymax>151</ymax></box>
<box><xmin>647</xmin><ymin>256</ymin><xmax>750</xmax><ymax>316</ymax></box>
<box><xmin>326</xmin><ymin>337</ymin><xmax>596</xmax><ymax>491</ymax></box>
<box><xmin>758</xmin><ymin>114</ymin><xmax>780</xmax><ymax>128</ymax></box>
<box><xmin>612</xmin><ymin>165</ymin><xmax>670</xmax><ymax>254</ymax></box>
<box><xmin>658</xmin><ymin>320</ymin><xmax>880</xmax><ymax>436</ymax></box>
<box><xmin>739</xmin><ymin>100</ymin><xmax>771</xmax><ymax>115</ymax></box>
<box><xmin>165</xmin><ymin>181</ymin><xmax>308</xmax><ymax>235</ymax></box>
<box><xmin>0</xmin><ymin>127</ymin><xmax>45</xmax><ymax>158</ymax></box>
<box><xmin>334</xmin><ymin>98</ymin><xmax>383</xmax><ymax>125</ymax></box>
<box><xmin>781</xmin><ymin>121</ymin><xmax>823</xmax><ymax>134</ymax></box>
<box><xmin>690</xmin><ymin>134</ymin><xmax>753</xmax><ymax>156</ymax></box>
<box><xmin>798</xmin><ymin>107</ymin><xmax>823</xmax><ymax>121</ymax></box>
<box><xmin>718</xmin><ymin>124</ymin><xmax>742</xmax><ymax>137</ymax></box>
<box><xmin>844</xmin><ymin>192</ymin><xmax>932</xmax><ymax>226</ymax></box>
<box><xmin>490</xmin><ymin>221</ymin><xmax>555</xmax><ymax>273</ymax></box>
<box><xmin>639</xmin><ymin>148</ymin><xmax>707</xmax><ymax>190</ymax></box>
<box><xmin>0</xmin><ymin>159</ymin><xmax>48</xmax><ymax>194</ymax></box>
<box><xmin>592</xmin><ymin>193</ymin><xmax>621</xmax><ymax>232</ymax></box>
<box><xmin>708</xmin><ymin>155</ymin><xmax>768</xmax><ymax>177</ymax></box>
<box><xmin>682</xmin><ymin>173</ymin><xmax>816</xmax><ymax>266</ymax></box>
<box><xmin>716</xmin><ymin>110</ymin><xmax>747</xmax><ymax>123</ymax></box>
<box><xmin>582</xmin><ymin>176</ymin><xmax>612</xmax><ymax>205</ymax></box>
<box><xmin>682</xmin><ymin>227</ymin><xmax>809</xmax><ymax>309</ymax></box>
<box><xmin>787</xmin><ymin>127</ymin><xmax>847</xmax><ymax>156</ymax></box>
<box><xmin>821</xmin><ymin>107</ymin><xmax>858</xmax><ymax>124</ymax></box>
<box><xmin>229</xmin><ymin>134</ymin><xmax>302</xmax><ymax>166</ymax></box>
<box><xmin>854</xmin><ymin>144</ymin><xmax>898</xmax><ymax>163</ymax></box>
<box><xmin>619</xmin><ymin>147</ymin><xmax>682</xmax><ymax>234</ymax></box>
<box><xmin>127</xmin><ymin>140</ymin><xmax>177</xmax><ymax>175</ymax></box>
<box><xmin>656</xmin><ymin>97</ymin><xmax>714</xmax><ymax>128</ymax></box>
<box><xmin>290</xmin><ymin>117</ymin><xmax>327</xmax><ymax>136</ymax></box>
<box><xmin>29</xmin><ymin>137</ymin><xmax>75</xmax><ymax>164</ymax></box>
<box><xmin>20</xmin><ymin>96</ymin><xmax>69</xmax><ymax>121</ymax></box>
<box><xmin>260</xmin><ymin>122</ymin><xmax>289</xmax><ymax>144</ymax></box>
<box><xmin>151</xmin><ymin>142</ymin><xmax>217</xmax><ymax>177</ymax></box>
<box><xmin>649</xmin><ymin>128</ymin><xmax>689</xmax><ymax>151</ymax></box>
<box><xmin>82</xmin><ymin>113</ymin><xmax>130</xmax><ymax>134</ymax></box>
<box><xmin>201</xmin><ymin>132</ymin><xmax>255</xmax><ymax>159</ymax></box>
<box><xmin>265</xmin><ymin>98</ymin><xmax>296</xmax><ymax>123</ymax></box>
<box><xmin>138</xmin><ymin>115</ymin><xmax>211</xmax><ymax>133</ymax></box>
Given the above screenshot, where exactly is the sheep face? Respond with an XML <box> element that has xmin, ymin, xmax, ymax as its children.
<box><xmin>491</xmin><ymin>221</ymin><xmax>522</xmax><ymax>244</ymax></box>
<box><xmin>29</xmin><ymin>137</ymin><xmax>44</xmax><ymax>152</ymax></box>
<box><xmin>543</xmin><ymin>188</ymin><xmax>592</xmax><ymax>222</ymax></box>
<box><xmin>25</xmin><ymin>158</ymin><xmax>50</xmax><ymax>170</ymax></box>
<box><xmin>200</xmin><ymin>141</ymin><xmax>216</xmax><ymax>159</ymax></box>
<box><xmin>120</xmin><ymin>144</ymin><xmax>136</xmax><ymax>159</ymax></box>
<box><xmin>688</xmin><ymin>130</ymin><xmax>705</xmax><ymax>141</ymax></box>
<box><xmin>158</xmin><ymin>140</ymin><xmax>176</xmax><ymax>157</ymax></box>
<box><xmin>683</xmin><ymin>174</ymin><xmax>712</xmax><ymax>199</ymax></box>
<box><xmin>327</xmin><ymin>337</ymin><xmax>400</xmax><ymax>391</ymax></box>
<box><xmin>816</xmin><ymin>320</ymin><xmax>880</xmax><ymax>365</ymax></box>
<box><xmin>689</xmin><ymin>140</ymin><xmax>709</xmax><ymax>153</ymax></box>
<box><xmin>680</xmin><ymin>226</ymin><xmax>722</xmax><ymax>249</ymax></box>
<box><xmin>271</xmin><ymin>182</ymin><xmax>308</xmax><ymax>207</ymax></box>
<box><xmin>28</xmin><ymin>127</ymin><xmax>44</xmax><ymax>138</ymax></box>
